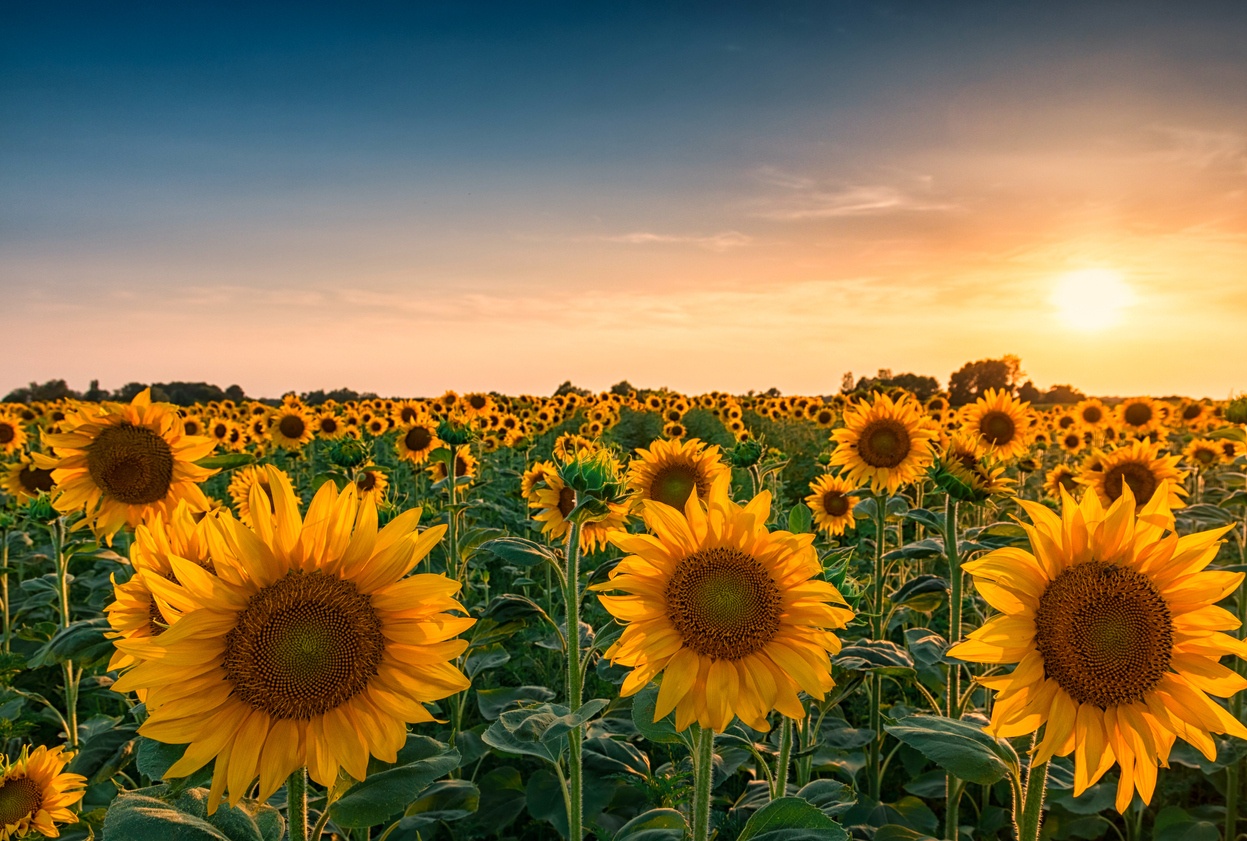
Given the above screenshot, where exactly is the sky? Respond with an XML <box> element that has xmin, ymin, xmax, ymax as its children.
<box><xmin>3</xmin><ymin>1</ymin><xmax>1246</xmax><ymax>399</ymax></box>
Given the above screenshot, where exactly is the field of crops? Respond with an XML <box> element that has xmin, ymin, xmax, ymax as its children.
<box><xmin>1</xmin><ymin>386</ymin><xmax>1245</xmax><ymax>841</ymax></box>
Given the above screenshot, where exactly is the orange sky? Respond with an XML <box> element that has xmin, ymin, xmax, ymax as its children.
<box><xmin>3</xmin><ymin>4</ymin><xmax>1246</xmax><ymax>399</ymax></box>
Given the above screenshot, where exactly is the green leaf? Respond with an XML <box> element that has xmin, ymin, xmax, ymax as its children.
<box><xmin>397</xmin><ymin>779</ymin><xmax>480</xmax><ymax>828</ymax></box>
<box><xmin>788</xmin><ymin>503</ymin><xmax>814</xmax><ymax>534</ymax></box>
<box><xmin>889</xmin><ymin>575</ymin><xmax>949</xmax><ymax>613</ymax></box>
<box><xmin>482</xmin><ymin>536</ymin><xmax>560</xmax><ymax>568</ymax></box>
<box><xmin>462</xmin><ymin>766</ymin><xmax>527</xmax><ymax>837</ymax></box>
<box><xmin>194</xmin><ymin>453</ymin><xmax>255</xmax><ymax>471</ymax></box>
<box><xmin>330</xmin><ymin>741</ymin><xmax>461</xmax><ymax>827</ymax></box>
<box><xmin>103</xmin><ymin>788</ymin><xmax>283</xmax><ymax>841</ymax></box>
<box><xmin>476</xmin><ymin>685</ymin><xmax>557</xmax><ymax>721</ymax></box>
<box><xmin>1178</xmin><ymin>503</ymin><xmax>1237</xmax><ymax>526</ymax></box>
<box><xmin>884</xmin><ymin>715</ymin><xmax>1020</xmax><ymax>785</ymax></box>
<box><xmin>481</xmin><ymin>700</ymin><xmax>609</xmax><ymax>764</ymax></box>
<box><xmin>612</xmin><ymin>808</ymin><xmax>688</xmax><ymax>841</ymax></box>
<box><xmin>903</xmin><ymin>509</ymin><xmax>945</xmax><ymax>533</ymax></box>
<box><xmin>1153</xmin><ymin>805</ymin><xmax>1220</xmax><ymax>841</ymax></box>
<box><xmin>834</xmin><ymin>640</ymin><xmax>915</xmax><ymax>676</ymax></box>
<box><xmin>883</xmin><ymin>539</ymin><xmax>945</xmax><ymax>561</ymax></box>
<box><xmin>795</xmin><ymin>779</ymin><xmax>856</xmax><ymax>818</ymax></box>
<box><xmin>136</xmin><ymin>739</ymin><xmax>213</xmax><ymax>789</ymax></box>
<box><xmin>28</xmin><ymin>617</ymin><xmax>114</xmax><ymax>668</ymax></box>
<box><xmin>465</xmin><ymin>643</ymin><xmax>511</xmax><ymax>678</ymax></box>
<box><xmin>737</xmin><ymin>797</ymin><xmax>850</xmax><ymax>841</ymax></box>
<box><xmin>630</xmin><ymin>686</ymin><xmax>683</xmax><ymax>745</ymax></box>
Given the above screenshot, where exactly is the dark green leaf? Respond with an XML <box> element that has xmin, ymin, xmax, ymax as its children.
<box><xmin>737</xmin><ymin>797</ymin><xmax>850</xmax><ymax>841</ymax></box>
<box><xmin>476</xmin><ymin>685</ymin><xmax>557</xmax><ymax>721</ymax></box>
<box><xmin>612</xmin><ymin>808</ymin><xmax>688</xmax><ymax>841</ymax></box>
<box><xmin>330</xmin><ymin>742</ymin><xmax>460</xmax><ymax>827</ymax></box>
<box><xmin>195</xmin><ymin>453</ymin><xmax>255</xmax><ymax>470</ymax></box>
<box><xmin>903</xmin><ymin>509</ymin><xmax>946</xmax><ymax>533</ymax></box>
<box><xmin>631</xmin><ymin>686</ymin><xmax>683</xmax><ymax>745</ymax></box>
<box><xmin>835</xmin><ymin>640</ymin><xmax>915</xmax><ymax>675</ymax></box>
<box><xmin>788</xmin><ymin>503</ymin><xmax>814</xmax><ymax>534</ymax></box>
<box><xmin>884</xmin><ymin>715</ymin><xmax>1019</xmax><ymax>785</ymax></box>
<box><xmin>482</xmin><ymin>536</ymin><xmax>560</xmax><ymax>568</ymax></box>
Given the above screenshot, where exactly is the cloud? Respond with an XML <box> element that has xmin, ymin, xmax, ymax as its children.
<box><xmin>749</xmin><ymin>168</ymin><xmax>959</xmax><ymax>220</ymax></box>
<box><xmin>1149</xmin><ymin>125</ymin><xmax>1247</xmax><ymax>175</ymax></box>
<box><xmin>592</xmin><ymin>231</ymin><xmax>753</xmax><ymax>250</ymax></box>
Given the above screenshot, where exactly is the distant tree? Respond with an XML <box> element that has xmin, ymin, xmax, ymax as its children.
<box><xmin>852</xmin><ymin>371</ymin><xmax>939</xmax><ymax>401</ymax></box>
<box><xmin>150</xmin><ymin>382</ymin><xmax>230</xmax><ymax>406</ymax></box>
<box><xmin>302</xmin><ymin>388</ymin><xmax>365</xmax><ymax>405</ymax></box>
<box><xmin>609</xmin><ymin>380</ymin><xmax>636</xmax><ymax>397</ymax></box>
<box><xmin>1018</xmin><ymin>380</ymin><xmax>1042</xmax><ymax>404</ymax></box>
<box><xmin>83</xmin><ymin>379</ymin><xmax>109</xmax><ymax>401</ymax></box>
<box><xmin>763</xmin><ymin>387</ymin><xmax>782</xmax><ymax>397</ymax></box>
<box><xmin>4</xmin><ymin>379</ymin><xmax>82</xmax><ymax>403</ymax></box>
<box><xmin>554</xmin><ymin>381</ymin><xmax>591</xmax><ymax>397</ymax></box>
<box><xmin>1042</xmin><ymin>384</ymin><xmax>1085</xmax><ymax>405</ymax></box>
<box><xmin>112</xmin><ymin>382</ymin><xmax>150</xmax><ymax>403</ymax></box>
<box><xmin>949</xmin><ymin>358</ymin><xmax>1015</xmax><ymax>406</ymax></box>
<box><xmin>225</xmin><ymin>384</ymin><xmax>246</xmax><ymax>402</ymax></box>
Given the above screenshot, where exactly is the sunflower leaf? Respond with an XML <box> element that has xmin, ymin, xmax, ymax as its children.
<box><xmin>884</xmin><ymin>715</ymin><xmax>1020</xmax><ymax>785</ymax></box>
<box><xmin>330</xmin><ymin>742</ymin><xmax>461</xmax><ymax>827</ymax></box>
<box><xmin>736</xmin><ymin>796</ymin><xmax>850</xmax><ymax>841</ymax></box>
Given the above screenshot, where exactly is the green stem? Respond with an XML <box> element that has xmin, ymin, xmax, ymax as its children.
<box><xmin>869</xmin><ymin>493</ymin><xmax>888</xmax><ymax>800</ymax></box>
<box><xmin>1016</xmin><ymin>758</ymin><xmax>1049</xmax><ymax>841</ymax></box>
<box><xmin>287</xmin><ymin>768</ymin><xmax>308</xmax><ymax>841</ymax></box>
<box><xmin>564</xmin><ymin>513</ymin><xmax>584</xmax><ymax>841</ymax></box>
<box><xmin>945</xmin><ymin>778</ymin><xmax>963</xmax><ymax>841</ymax></box>
<box><xmin>774</xmin><ymin>716</ymin><xmax>792</xmax><ymax>799</ymax></box>
<box><xmin>796</xmin><ymin>712</ymin><xmax>813</xmax><ymax>787</ymax></box>
<box><xmin>53</xmin><ymin>518</ymin><xmax>70</xmax><ymax>629</ymax></box>
<box><xmin>945</xmin><ymin>499</ymin><xmax>962</xmax><ymax>717</ymax></box>
<box><xmin>2</xmin><ymin>529</ymin><xmax>10</xmax><ymax>654</ymax></box>
<box><xmin>692</xmin><ymin>726</ymin><xmax>715</xmax><ymax>841</ymax></box>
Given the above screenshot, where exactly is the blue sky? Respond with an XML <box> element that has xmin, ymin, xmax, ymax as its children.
<box><xmin>4</xmin><ymin>2</ymin><xmax>1246</xmax><ymax>397</ymax></box>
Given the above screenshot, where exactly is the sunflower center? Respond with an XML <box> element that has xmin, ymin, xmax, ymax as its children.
<box><xmin>278</xmin><ymin>415</ymin><xmax>306</xmax><ymax>439</ymax></box>
<box><xmin>979</xmin><ymin>411</ymin><xmax>1016</xmax><ymax>446</ymax></box>
<box><xmin>1103</xmin><ymin>461</ymin><xmax>1158</xmax><ymax>505</ymax></box>
<box><xmin>1194</xmin><ymin>448</ymin><xmax>1216</xmax><ymax>466</ymax></box>
<box><xmin>223</xmin><ymin>572</ymin><xmax>385</xmax><ymax>720</ymax></box>
<box><xmin>857</xmin><ymin>419</ymin><xmax>911</xmax><ymax>468</ymax></box>
<box><xmin>649</xmin><ymin>464</ymin><xmax>701</xmax><ymax>510</ymax></box>
<box><xmin>320</xmin><ymin>418</ymin><xmax>338</xmax><ymax>434</ymax></box>
<box><xmin>356</xmin><ymin>471</ymin><xmax>378</xmax><ymax>492</ymax></box>
<box><xmin>557</xmin><ymin>486</ymin><xmax>576</xmax><ymax>518</ymax></box>
<box><xmin>405</xmin><ymin>426</ymin><xmax>432</xmax><ymax>451</ymax></box>
<box><xmin>86</xmin><ymin>423</ymin><xmax>175</xmax><ymax>505</ymax></box>
<box><xmin>1123</xmin><ymin>403</ymin><xmax>1152</xmax><ymax>427</ymax></box>
<box><xmin>0</xmin><ymin>776</ymin><xmax>42</xmax><ymax>826</ymax></box>
<box><xmin>400</xmin><ymin>406</ymin><xmax>418</xmax><ymax>423</ymax></box>
<box><xmin>822</xmin><ymin>491</ymin><xmax>850</xmax><ymax>517</ymax></box>
<box><xmin>1083</xmin><ymin>407</ymin><xmax>1103</xmax><ymax>424</ymax></box>
<box><xmin>1183</xmin><ymin>404</ymin><xmax>1202</xmax><ymax>421</ymax></box>
<box><xmin>1034</xmin><ymin>562</ymin><xmax>1172</xmax><ymax>707</ymax></box>
<box><xmin>0</xmin><ymin>423</ymin><xmax>16</xmax><ymax>444</ymax></box>
<box><xmin>1063</xmin><ymin>434</ymin><xmax>1081</xmax><ymax>450</ymax></box>
<box><xmin>665</xmin><ymin>547</ymin><xmax>782</xmax><ymax>661</ymax></box>
<box><xmin>18</xmin><ymin>466</ymin><xmax>54</xmax><ymax>495</ymax></box>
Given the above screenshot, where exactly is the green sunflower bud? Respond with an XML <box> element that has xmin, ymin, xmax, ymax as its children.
<box><xmin>437</xmin><ymin>420</ymin><xmax>476</xmax><ymax>447</ymax></box>
<box><xmin>727</xmin><ymin>438</ymin><xmax>764</xmax><ymax>468</ymax></box>
<box><xmin>325</xmin><ymin>438</ymin><xmax>369</xmax><ymax>469</ymax></box>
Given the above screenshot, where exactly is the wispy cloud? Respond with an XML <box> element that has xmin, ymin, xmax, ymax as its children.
<box><xmin>592</xmin><ymin>231</ymin><xmax>753</xmax><ymax>250</ymax></box>
<box><xmin>1149</xmin><ymin>125</ymin><xmax>1247</xmax><ymax>175</ymax></box>
<box><xmin>749</xmin><ymin>169</ymin><xmax>958</xmax><ymax>220</ymax></box>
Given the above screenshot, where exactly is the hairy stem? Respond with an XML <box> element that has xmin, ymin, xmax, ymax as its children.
<box><xmin>565</xmin><ymin>512</ymin><xmax>584</xmax><ymax>840</ymax></box>
<box><xmin>692</xmin><ymin>726</ymin><xmax>715</xmax><ymax>841</ymax></box>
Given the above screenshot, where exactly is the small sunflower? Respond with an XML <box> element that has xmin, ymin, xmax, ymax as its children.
<box><xmin>595</xmin><ymin>476</ymin><xmax>854</xmax><ymax>732</ymax></box>
<box><xmin>1183</xmin><ymin>439</ymin><xmax>1221</xmax><ymax>470</ymax></box>
<box><xmin>353</xmin><ymin>465</ymin><xmax>388</xmax><ymax>504</ymax></box>
<box><xmin>933</xmin><ymin>432</ymin><xmax>1014</xmax><ymax>502</ymax></box>
<box><xmin>529</xmin><ymin>469</ymin><xmax>630</xmax><ymax>553</ymax></box>
<box><xmin>426</xmin><ymin>445</ymin><xmax>478</xmax><ymax>484</ymax></box>
<box><xmin>227</xmin><ymin>465</ymin><xmax>291</xmax><ymax>528</ymax></box>
<box><xmin>1043</xmin><ymin>465</ymin><xmax>1079</xmax><ymax>500</ymax></box>
<box><xmin>395</xmin><ymin>418</ymin><xmax>441</xmax><ymax>465</ymax></box>
<box><xmin>268</xmin><ymin>406</ymin><xmax>315</xmax><ymax>450</ymax></box>
<box><xmin>112</xmin><ymin>467</ymin><xmax>472</xmax><ymax>812</ymax></box>
<box><xmin>37</xmin><ymin>390</ymin><xmax>216</xmax><ymax>538</ymax></box>
<box><xmin>1117</xmin><ymin>396</ymin><xmax>1164</xmax><ymax>437</ymax></box>
<box><xmin>520</xmin><ymin>460</ymin><xmax>559</xmax><ymax>501</ymax></box>
<box><xmin>948</xmin><ymin>482</ymin><xmax>1247</xmax><ymax>811</ymax></box>
<box><xmin>1074</xmin><ymin>398</ymin><xmax>1110</xmax><ymax>429</ymax></box>
<box><xmin>180</xmin><ymin>414</ymin><xmax>206</xmax><ymax>438</ymax></box>
<box><xmin>1078</xmin><ymin>439</ymin><xmax>1186</xmax><ymax>511</ymax></box>
<box><xmin>0</xmin><ymin>744</ymin><xmax>85</xmax><ymax>840</ymax></box>
<box><xmin>0</xmin><ymin>413</ymin><xmax>27</xmax><ymax>455</ymax></box>
<box><xmin>1057</xmin><ymin>429</ymin><xmax>1085</xmax><ymax>455</ymax></box>
<box><xmin>1218</xmin><ymin>439</ymin><xmax>1245</xmax><ymax>464</ymax></box>
<box><xmin>804</xmin><ymin>474</ymin><xmax>859</xmax><ymax>536</ymax></box>
<box><xmin>662</xmin><ymin>421</ymin><xmax>687</xmax><ymax>440</ymax></box>
<box><xmin>314</xmin><ymin>412</ymin><xmax>347</xmax><ymax>440</ymax></box>
<box><xmin>829</xmin><ymin>392</ymin><xmax>938</xmax><ymax>494</ymax></box>
<box><xmin>958</xmin><ymin>388</ymin><xmax>1035</xmax><ymax>461</ymax></box>
<box><xmin>2</xmin><ymin>455</ymin><xmax>56</xmax><ymax>503</ymax></box>
<box><xmin>627</xmin><ymin>437</ymin><xmax>730</xmax><ymax>513</ymax></box>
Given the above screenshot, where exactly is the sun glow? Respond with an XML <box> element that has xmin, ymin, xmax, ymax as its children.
<box><xmin>1051</xmin><ymin>268</ymin><xmax>1135</xmax><ymax>331</ymax></box>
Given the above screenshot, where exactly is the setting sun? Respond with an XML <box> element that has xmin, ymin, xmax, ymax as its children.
<box><xmin>1050</xmin><ymin>268</ymin><xmax>1135</xmax><ymax>331</ymax></box>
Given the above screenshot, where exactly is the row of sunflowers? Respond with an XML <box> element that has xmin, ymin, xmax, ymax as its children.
<box><xmin>0</xmin><ymin>385</ymin><xmax>1244</xmax><ymax>841</ymax></box>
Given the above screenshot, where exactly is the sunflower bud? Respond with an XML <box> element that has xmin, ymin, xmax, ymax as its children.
<box><xmin>325</xmin><ymin>438</ymin><xmax>369</xmax><ymax>469</ymax></box>
<box><xmin>23</xmin><ymin>495</ymin><xmax>57</xmax><ymax>523</ymax></box>
<box><xmin>437</xmin><ymin>419</ymin><xmax>476</xmax><ymax>447</ymax></box>
<box><xmin>1226</xmin><ymin>396</ymin><xmax>1247</xmax><ymax>425</ymax></box>
<box><xmin>727</xmin><ymin>438</ymin><xmax>764</xmax><ymax>468</ymax></box>
<box><xmin>557</xmin><ymin>451</ymin><xmax>626</xmax><ymax>525</ymax></box>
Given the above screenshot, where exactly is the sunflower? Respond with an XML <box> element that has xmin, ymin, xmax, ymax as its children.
<box><xmin>1057</xmin><ymin>429</ymin><xmax>1085</xmax><ymax>455</ymax></box>
<box><xmin>594</xmin><ymin>476</ymin><xmax>854</xmax><ymax>732</ymax></box>
<box><xmin>2</xmin><ymin>455</ymin><xmax>56</xmax><ymax>503</ymax></box>
<box><xmin>958</xmin><ymin>388</ymin><xmax>1035</xmax><ymax>461</ymax></box>
<box><xmin>36</xmin><ymin>390</ymin><xmax>216</xmax><ymax>538</ymax></box>
<box><xmin>627</xmin><ymin>438</ymin><xmax>730</xmax><ymax>513</ymax></box>
<box><xmin>0</xmin><ymin>744</ymin><xmax>85</xmax><ymax>840</ymax></box>
<box><xmin>426</xmin><ymin>445</ymin><xmax>478</xmax><ymax>484</ymax></box>
<box><xmin>662</xmin><ymin>421</ymin><xmax>687</xmax><ymax>440</ymax></box>
<box><xmin>227</xmin><ymin>465</ymin><xmax>292</xmax><ymax>528</ymax></box>
<box><xmin>314</xmin><ymin>412</ymin><xmax>347</xmax><ymax>440</ymax></box>
<box><xmin>181</xmin><ymin>414</ymin><xmax>206</xmax><ymax>438</ymax></box>
<box><xmin>111</xmin><ymin>467</ymin><xmax>472</xmax><ymax>812</ymax></box>
<box><xmin>1117</xmin><ymin>397</ymin><xmax>1164</xmax><ymax>437</ymax></box>
<box><xmin>105</xmin><ymin>502</ymin><xmax>224</xmax><ymax>671</ymax></box>
<box><xmin>1043</xmin><ymin>465</ymin><xmax>1079</xmax><ymax>500</ymax></box>
<box><xmin>1219</xmin><ymin>439</ymin><xmax>1245</xmax><ymax>464</ymax></box>
<box><xmin>1074</xmin><ymin>398</ymin><xmax>1110</xmax><ymax>429</ymax></box>
<box><xmin>934</xmin><ymin>432</ymin><xmax>1015</xmax><ymax>502</ymax></box>
<box><xmin>553</xmin><ymin>433</ymin><xmax>597</xmax><ymax>464</ymax></box>
<box><xmin>948</xmin><ymin>482</ymin><xmax>1247</xmax><ymax>811</ymax></box>
<box><xmin>529</xmin><ymin>469</ymin><xmax>630</xmax><ymax>553</ymax></box>
<box><xmin>0</xmin><ymin>413</ymin><xmax>27</xmax><ymax>456</ymax></box>
<box><xmin>520</xmin><ymin>460</ymin><xmax>559</xmax><ymax>501</ymax></box>
<box><xmin>1078</xmin><ymin>439</ymin><xmax>1186</xmax><ymax>511</ymax></box>
<box><xmin>353</xmin><ymin>465</ymin><xmax>388</xmax><ymax>504</ymax></box>
<box><xmin>805</xmin><ymin>474</ymin><xmax>859</xmax><ymax>536</ymax></box>
<box><xmin>1183</xmin><ymin>439</ymin><xmax>1221</xmax><ymax>470</ymax></box>
<box><xmin>391</xmin><ymin>400</ymin><xmax>427</xmax><ymax>425</ymax></box>
<box><xmin>268</xmin><ymin>406</ymin><xmax>315</xmax><ymax>450</ymax></box>
<box><xmin>829</xmin><ymin>392</ymin><xmax>938</xmax><ymax>495</ymax></box>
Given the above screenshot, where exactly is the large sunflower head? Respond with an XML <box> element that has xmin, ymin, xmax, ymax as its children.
<box><xmin>948</xmin><ymin>482</ymin><xmax>1247</xmax><ymax>812</ymax></box>
<box><xmin>268</xmin><ymin>406</ymin><xmax>315</xmax><ymax>450</ymax></box>
<box><xmin>2</xmin><ymin>455</ymin><xmax>56</xmax><ymax>504</ymax></box>
<box><xmin>0</xmin><ymin>744</ymin><xmax>86</xmax><ymax>841</ymax></box>
<box><xmin>111</xmin><ymin>467</ymin><xmax>472</xmax><ymax>812</ymax></box>
<box><xmin>595</xmin><ymin>476</ymin><xmax>854</xmax><ymax>733</ymax></box>
<box><xmin>626</xmin><ymin>437</ymin><xmax>730</xmax><ymax>513</ymax></box>
<box><xmin>804</xmin><ymin>474</ymin><xmax>859</xmax><ymax>536</ymax></box>
<box><xmin>37</xmin><ymin>389</ymin><xmax>216</xmax><ymax>538</ymax></box>
<box><xmin>958</xmin><ymin>388</ymin><xmax>1035</xmax><ymax>461</ymax></box>
<box><xmin>829</xmin><ymin>392</ymin><xmax>938</xmax><ymax>494</ymax></box>
<box><xmin>0</xmin><ymin>413</ymin><xmax>29</xmax><ymax>455</ymax></box>
<box><xmin>395</xmin><ymin>417</ymin><xmax>441</xmax><ymax>465</ymax></box>
<box><xmin>1077</xmin><ymin>438</ymin><xmax>1187</xmax><ymax>511</ymax></box>
<box><xmin>1116</xmin><ymin>396</ymin><xmax>1164</xmax><ymax>437</ymax></box>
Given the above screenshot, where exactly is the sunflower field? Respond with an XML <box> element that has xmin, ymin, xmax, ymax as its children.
<box><xmin>1</xmin><ymin>386</ymin><xmax>1246</xmax><ymax>841</ymax></box>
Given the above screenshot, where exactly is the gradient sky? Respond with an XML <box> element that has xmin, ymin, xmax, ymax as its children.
<box><xmin>4</xmin><ymin>1</ymin><xmax>1246</xmax><ymax>399</ymax></box>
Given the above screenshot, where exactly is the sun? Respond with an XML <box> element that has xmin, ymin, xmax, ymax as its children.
<box><xmin>1050</xmin><ymin>268</ymin><xmax>1135</xmax><ymax>331</ymax></box>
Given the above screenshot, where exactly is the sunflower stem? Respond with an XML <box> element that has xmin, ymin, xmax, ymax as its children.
<box><xmin>869</xmin><ymin>492</ymin><xmax>888</xmax><ymax>800</ymax></box>
<box><xmin>692</xmin><ymin>725</ymin><xmax>715</xmax><ymax>841</ymax></box>
<box><xmin>774</xmin><ymin>716</ymin><xmax>792</xmax><ymax>799</ymax></box>
<box><xmin>287</xmin><ymin>768</ymin><xmax>308</xmax><ymax>841</ymax></box>
<box><xmin>1016</xmin><ymin>757</ymin><xmax>1048</xmax><ymax>841</ymax></box>
<box><xmin>1229</xmin><ymin>572</ymin><xmax>1247</xmax><ymax>841</ymax></box>
<box><xmin>944</xmin><ymin>777</ymin><xmax>963</xmax><ymax>841</ymax></box>
<box><xmin>945</xmin><ymin>498</ymin><xmax>962</xmax><ymax>717</ymax></box>
<box><xmin>564</xmin><ymin>513</ymin><xmax>585</xmax><ymax>841</ymax></box>
<box><xmin>2</xmin><ymin>528</ymin><xmax>11</xmax><ymax>654</ymax></box>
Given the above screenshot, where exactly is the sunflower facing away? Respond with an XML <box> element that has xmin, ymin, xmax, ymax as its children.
<box><xmin>829</xmin><ymin>392</ymin><xmax>938</xmax><ymax>494</ymax></box>
<box><xmin>804</xmin><ymin>474</ymin><xmax>859</xmax><ymax>536</ymax></box>
<box><xmin>958</xmin><ymin>388</ymin><xmax>1035</xmax><ymax>461</ymax></box>
<box><xmin>627</xmin><ymin>437</ymin><xmax>730</xmax><ymax>512</ymax></box>
<box><xmin>0</xmin><ymin>744</ymin><xmax>85</xmax><ymax>841</ymax></box>
<box><xmin>37</xmin><ymin>389</ymin><xmax>217</xmax><ymax>537</ymax></box>
<box><xmin>948</xmin><ymin>482</ymin><xmax>1247</xmax><ymax>812</ymax></box>
<box><xmin>1077</xmin><ymin>438</ymin><xmax>1186</xmax><ymax>512</ymax></box>
<box><xmin>595</xmin><ymin>476</ymin><xmax>854</xmax><ymax>732</ymax></box>
<box><xmin>112</xmin><ymin>467</ymin><xmax>473</xmax><ymax>811</ymax></box>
